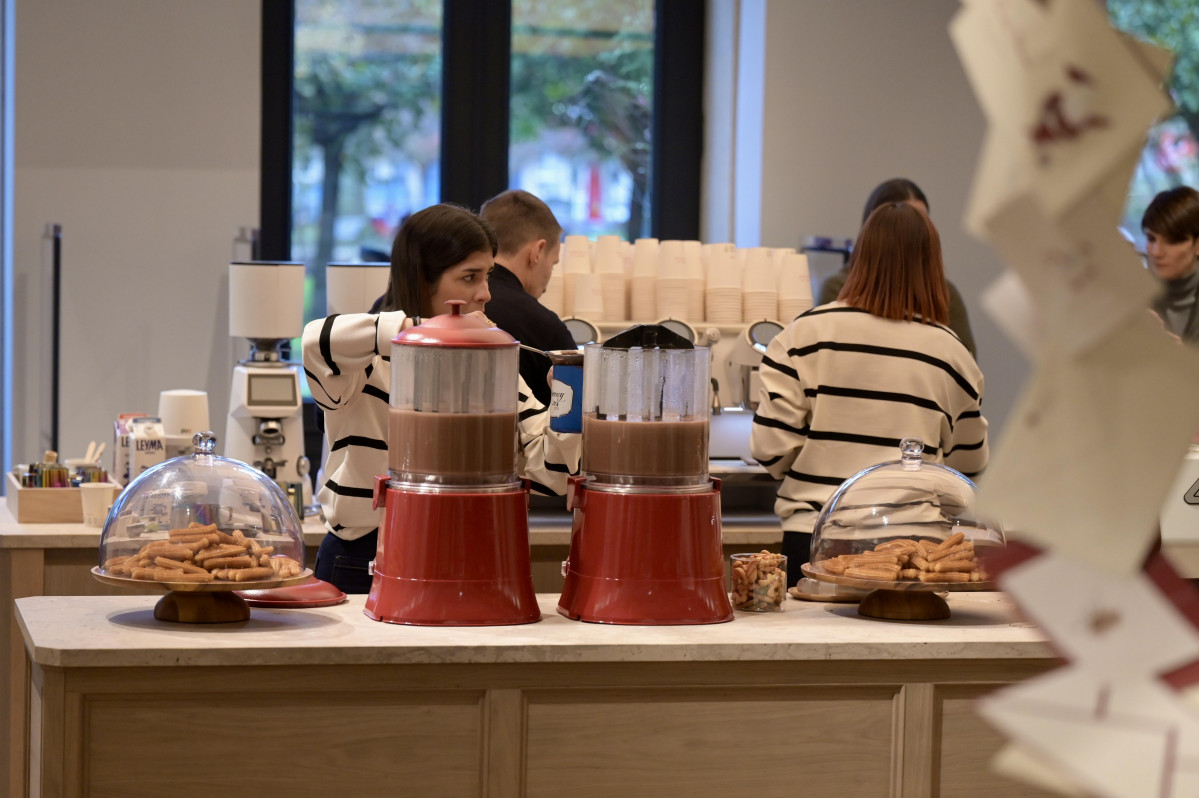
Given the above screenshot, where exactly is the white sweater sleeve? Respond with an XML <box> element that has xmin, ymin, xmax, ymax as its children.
<box><xmin>749</xmin><ymin>331</ymin><xmax>811</xmax><ymax>480</ymax></box>
<box><xmin>515</xmin><ymin>375</ymin><xmax>582</xmax><ymax>496</ymax></box>
<box><xmin>302</xmin><ymin>312</ymin><xmax>406</xmax><ymax>412</ymax></box>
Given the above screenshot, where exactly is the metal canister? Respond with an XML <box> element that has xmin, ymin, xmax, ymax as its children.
<box><xmin>285</xmin><ymin>482</ymin><xmax>304</xmax><ymax>520</ymax></box>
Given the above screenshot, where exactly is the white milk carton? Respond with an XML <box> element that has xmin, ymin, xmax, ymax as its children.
<box><xmin>113</xmin><ymin>413</ymin><xmax>147</xmax><ymax>486</ymax></box>
<box><xmin>128</xmin><ymin>417</ymin><xmax>167</xmax><ymax>477</ymax></box>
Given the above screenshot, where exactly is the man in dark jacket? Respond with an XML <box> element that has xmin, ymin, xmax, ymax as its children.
<box><xmin>481</xmin><ymin>190</ymin><xmax>576</xmax><ymax>404</ymax></box>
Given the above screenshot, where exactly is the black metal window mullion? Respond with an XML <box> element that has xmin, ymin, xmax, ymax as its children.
<box><xmin>651</xmin><ymin>0</ymin><xmax>704</xmax><ymax>241</ymax></box>
<box><xmin>440</xmin><ymin>0</ymin><xmax>512</xmax><ymax>212</ymax></box>
<box><xmin>260</xmin><ymin>0</ymin><xmax>294</xmax><ymax>262</ymax></box>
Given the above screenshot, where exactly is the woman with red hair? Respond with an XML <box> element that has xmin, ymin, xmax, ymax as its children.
<box><xmin>751</xmin><ymin>202</ymin><xmax>988</xmax><ymax>585</ymax></box>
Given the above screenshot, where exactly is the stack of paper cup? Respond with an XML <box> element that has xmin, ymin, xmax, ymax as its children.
<box><xmin>777</xmin><ymin>252</ymin><xmax>814</xmax><ymax>321</ymax></box>
<box><xmin>682</xmin><ymin>240</ymin><xmax>705</xmax><ymax>321</ymax></box>
<box><xmin>541</xmin><ymin>265</ymin><xmax>565</xmax><ymax>316</ymax></box>
<box><xmin>704</xmin><ymin>247</ymin><xmax>742</xmax><ymax>323</ymax></box>
<box><xmin>771</xmin><ymin>247</ymin><xmax>798</xmax><ymax>271</ymax></box>
<box><xmin>560</xmin><ymin>235</ymin><xmax>592</xmax><ymax>317</ymax></box>
<box><xmin>620</xmin><ymin>241</ymin><xmax>635</xmax><ymax>318</ymax></box>
<box><xmin>656</xmin><ymin>240</ymin><xmax>691</xmax><ymax>320</ymax></box>
<box><xmin>621</xmin><ymin>241</ymin><xmax>634</xmax><ymax>278</ymax></box>
<box><xmin>630</xmin><ymin>238</ymin><xmax>658</xmax><ymax>320</ymax></box>
<box><xmin>742</xmin><ymin>247</ymin><xmax>778</xmax><ymax>321</ymax></box>
<box><xmin>571</xmin><ymin>272</ymin><xmax>605</xmax><ymax>320</ymax></box>
<box><xmin>594</xmin><ymin>235</ymin><xmax>627</xmax><ymax>321</ymax></box>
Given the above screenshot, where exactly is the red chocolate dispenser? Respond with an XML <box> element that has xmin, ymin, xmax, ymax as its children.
<box><xmin>365</xmin><ymin>301</ymin><xmax>539</xmax><ymax>625</ymax></box>
<box><xmin>558</xmin><ymin>325</ymin><xmax>734</xmax><ymax>624</ymax></box>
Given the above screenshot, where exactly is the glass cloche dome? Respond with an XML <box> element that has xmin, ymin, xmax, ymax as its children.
<box><xmin>96</xmin><ymin>431</ymin><xmax>305</xmax><ymax>586</ymax></box>
<box><xmin>808</xmin><ymin>438</ymin><xmax>1004</xmax><ymax>585</ymax></box>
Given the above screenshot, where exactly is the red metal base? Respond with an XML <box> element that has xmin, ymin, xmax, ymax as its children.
<box><xmin>364</xmin><ymin>479</ymin><xmax>540</xmax><ymax>626</ymax></box>
<box><xmin>557</xmin><ymin>477</ymin><xmax>734</xmax><ymax>625</ymax></box>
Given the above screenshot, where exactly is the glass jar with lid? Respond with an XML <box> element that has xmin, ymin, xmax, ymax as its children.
<box><xmin>387</xmin><ymin>300</ymin><xmax>520</xmax><ymax>486</ymax></box>
<box><xmin>94</xmin><ymin>431</ymin><xmax>308</xmax><ymax>622</ymax></box>
<box><xmin>801</xmin><ymin>438</ymin><xmax>1005</xmax><ymax>620</ymax></box>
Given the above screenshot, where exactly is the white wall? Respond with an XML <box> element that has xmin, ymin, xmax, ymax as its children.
<box><xmin>708</xmin><ymin>0</ymin><xmax>1029</xmax><ymax>436</ymax></box>
<box><xmin>8</xmin><ymin>0</ymin><xmax>1028</xmax><ymax>478</ymax></box>
<box><xmin>12</xmin><ymin>0</ymin><xmax>260</xmax><ymax>468</ymax></box>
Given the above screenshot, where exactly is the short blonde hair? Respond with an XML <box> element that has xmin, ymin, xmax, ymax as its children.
<box><xmin>480</xmin><ymin>190</ymin><xmax>561</xmax><ymax>257</ymax></box>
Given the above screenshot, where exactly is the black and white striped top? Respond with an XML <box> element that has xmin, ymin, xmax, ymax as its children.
<box><xmin>750</xmin><ymin>303</ymin><xmax>988</xmax><ymax>534</ymax></box>
<box><xmin>302</xmin><ymin>311</ymin><xmax>582</xmax><ymax>542</ymax></box>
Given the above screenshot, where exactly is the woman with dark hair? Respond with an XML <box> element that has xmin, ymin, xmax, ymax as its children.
<box><xmin>1143</xmin><ymin>186</ymin><xmax>1199</xmax><ymax>344</ymax></box>
<box><xmin>818</xmin><ymin>177</ymin><xmax>977</xmax><ymax>357</ymax></box>
<box><xmin>302</xmin><ymin>204</ymin><xmax>581</xmax><ymax>593</ymax></box>
<box><xmin>751</xmin><ymin>203</ymin><xmax>988</xmax><ymax>585</ymax></box>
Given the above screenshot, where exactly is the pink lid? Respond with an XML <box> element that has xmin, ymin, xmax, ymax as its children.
<box><xmin>392</xmin><ymin>299</ymin><xmax>516</xmax><ymax>348</ymax></box>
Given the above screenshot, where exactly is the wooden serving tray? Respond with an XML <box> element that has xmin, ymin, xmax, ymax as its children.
<box><xmin>801</xmin><ymin>562</ymin><xmax>995</xmax><ymax>621</ymax></box>
<box><xmin>91</xmin><ymin>567</ymin><xmax>313</xmax><ymax>623</ymax></box>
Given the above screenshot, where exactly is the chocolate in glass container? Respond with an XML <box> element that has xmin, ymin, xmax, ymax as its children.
<box><xmin>389</xmin><ymin>303</ymin><xmax>519</xmax><ymax>485</ymax></box>
<box><xmin>580</xmin><ymin>325</ymin><xmax>710</xmax><ymax>487</ymax></box>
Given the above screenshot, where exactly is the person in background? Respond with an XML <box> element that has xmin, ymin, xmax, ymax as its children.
<box><xmin>753</xmin><ymin>202</ymin><xmax>988</xmax><ymax>586</ymax></box>
<box><xmin>1143</xmin><ymin>186</ymin><xmax>1199</xmax><ymax>345</ymax></box>
<box><xmin>302</xmin><ymin>203</ymin><xmax>581</xmax><ymax>593</ymax></box>
<box><xmin>819</xmin><ymin>178</ymin><xmax>977</xmax><ymax>358</ymax></box>
<box><xmin>480</xmin><ymin>189</ymin><xmax>576</xmax><ymax>405</ymax></box>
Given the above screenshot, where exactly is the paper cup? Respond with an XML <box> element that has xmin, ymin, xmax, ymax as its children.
<box><xmin>80</xmin><ymin>482</ymin><xmax>119</xmax><ymax>528</ymax></box>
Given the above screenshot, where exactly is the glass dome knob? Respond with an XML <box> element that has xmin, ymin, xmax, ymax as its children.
<box><xmin>192</xmin><ymin>431</ymin><xmax>217</xmax><ymax>455</ymax></box>
<box><xmin>900</xmin><ymin>438</ymin><xmax>924</xmax><ymax>470</ymax></box>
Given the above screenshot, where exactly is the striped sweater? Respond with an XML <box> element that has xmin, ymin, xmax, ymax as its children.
<box><xmin>302</xmin><ymin>311</ymin><xmax>582</xmax><ymax>542</ymax></box>
<box><xmin>750</xmin><ymin>303</ymin><xmax>988</xmax><ymax>534</ymax></box>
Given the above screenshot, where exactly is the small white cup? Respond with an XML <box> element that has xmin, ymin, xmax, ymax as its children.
<box><xmin>79</xmin><ymin>483</ymin><xmax>119</xmax><ymax>528</ymax></box>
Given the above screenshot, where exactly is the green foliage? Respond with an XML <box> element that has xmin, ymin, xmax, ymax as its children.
<box><xmin>1108</xmin><ymin>0</ymin><xmax>1199</xmax><ymax>128</ymax></box>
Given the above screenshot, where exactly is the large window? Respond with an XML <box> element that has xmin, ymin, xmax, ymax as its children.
<box><xmin>1108</xmin><ymin>1</ymin><xmax>1199</xmax><ymax>247</ymax></box>
<box><xmin>262</xmin><ymin>0</ymin><xmax>700</xmax><ymax>326</ymax></box>
<box><xmin>509</xmin><ymin>2</ymin><xmax>655</xmax><ymax>239</ymax></box>
<box><xmin>292</xmin><ymin>0</ymin><xmax>443</xmax><ymax>321</ymax></box>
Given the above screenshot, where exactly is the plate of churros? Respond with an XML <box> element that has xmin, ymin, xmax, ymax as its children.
<box><xmin>94</xmin><ymin>522</ymin><xmax>310</xmax><ymax>593</ymax></box>
<box><xmin>801</xmin><ymin>532</ymin><xmax>996</xmax><ymax>593</ymax></box>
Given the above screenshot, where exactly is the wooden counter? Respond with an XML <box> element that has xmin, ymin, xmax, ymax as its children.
<box><xmin>15</xmin><ymin>592</ymin><xmax>1058</xmax><ymax>798</ymax></box>
<box><xmin>0</xmin><ymin>506</ymin><xmax>781</xmax><ymax>798</ymax></box>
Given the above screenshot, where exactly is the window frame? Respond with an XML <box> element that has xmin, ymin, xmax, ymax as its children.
<box><xmin>257</xmin><ymin>0</ymin><xmax>704</xmax><ymax>261</ymax></box>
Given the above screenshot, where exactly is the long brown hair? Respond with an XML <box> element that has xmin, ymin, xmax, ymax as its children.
<box><xmin>380</xmin><ymin>203</ymin><xmax>498</xmax><ymax>316</ymax></box>
<box><xmin>838</xmin><ymin>202</ymin><xmax>949</xmax><ymax>325</ymax></box>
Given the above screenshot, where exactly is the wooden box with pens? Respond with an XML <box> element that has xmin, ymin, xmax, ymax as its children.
<box><xmin>6</xmin><ymin>444</ymin><xmax>117</xmax><ymax>524</ymax></box>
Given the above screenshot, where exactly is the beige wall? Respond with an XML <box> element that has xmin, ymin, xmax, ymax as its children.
<box><xmin>708</xmin><ymin>0</ymin><xmax>1029</xmax><ymax>435</ymax></box>
<box><xmin>12</xmin><ymin>0</ymin><xmax>259</xmax><ymax>466</ymax></box>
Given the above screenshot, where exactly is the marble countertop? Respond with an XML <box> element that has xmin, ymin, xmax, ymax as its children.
<box><xmin>15</xmin><ymin>592</ymin><xmax>1052</xmax><ymax>670</ymax></box>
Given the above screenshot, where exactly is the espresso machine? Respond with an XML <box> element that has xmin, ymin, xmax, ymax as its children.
<box><xmin>225</xmin><ymin>261</ymin><xmax>312</xmax><ymax>506</ymax></box>
<box><xmin>365</xmin><ymin>301</ymin><xmax>540</xmax><ymax>626</ymax></box>
<box><xmin>557</xmin><ymin>325</ymin><xmax>734</xmax><ymax>625</ymax></box>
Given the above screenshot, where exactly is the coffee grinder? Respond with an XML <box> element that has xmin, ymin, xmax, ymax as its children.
<box><xmin>365</xmin><ymin>301</ymin><xmax>540</xmax><ymax>626</ymax></box>
<box><xmin>557</xmin><ymin>325</ymin><xmax>734</xmax><ymax>625</ymax></box>
<box><xmin>225</xmin><ymin>261</ymin><xmax>312</xmax><ymax>506</ymax></box>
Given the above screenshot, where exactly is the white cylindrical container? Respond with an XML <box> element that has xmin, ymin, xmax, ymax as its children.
<box><xmin>326</xmin><ymin>262</ymin><xmax>390</xmax><ymax>315</ymax></box>
<box><xmin>777</xmin><ymin>252</ymin><xmax>813</xmax><ymax>321</ymax></box>
<box><xmin>683</xmin><ymin>240</ymin><xmax>704</xmax><ymax>321</ymax></box>
<box><xmin>229</xmin><ymin>262</ymin><xmax>305</xmax><ymax>339</ymax></box>
<box><xmin>158</xmin><ymin>390</ymin><xmax>210</xmax><ymax>438</ymax></box>
<box><xmin>571</xmin><ymin>272</ymin><xmax>606</xmax><ymax>319</ymax></box>
<box><xmin>540</xmin><ymin>268</ymin><xmax>565</xmax><ymax>316</ymax></box>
